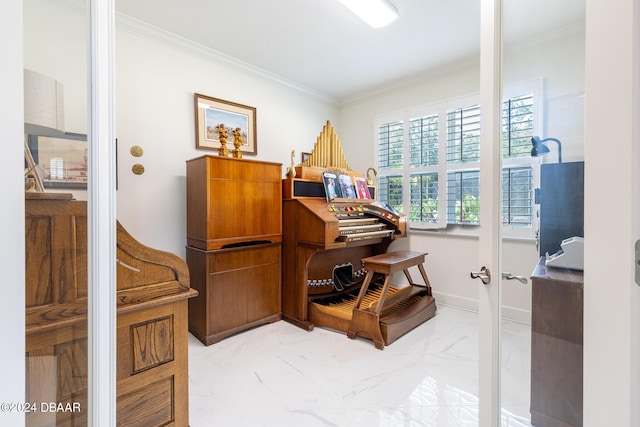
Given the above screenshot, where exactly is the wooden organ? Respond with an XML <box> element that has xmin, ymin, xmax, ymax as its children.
<box><xmin>282</xmin><ymin>121</ymin><xmax>436</xmax><ymax>349</ymax></box>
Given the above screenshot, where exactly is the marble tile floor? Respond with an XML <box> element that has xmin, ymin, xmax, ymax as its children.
<box><xmin>188</xmin><ymin>305</ymin><xmax>532</xmax><ymax>427</ymax></box>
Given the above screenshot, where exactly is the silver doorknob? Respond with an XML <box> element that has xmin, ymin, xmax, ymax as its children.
<box><xmin>470</xmin><ymin>266</ymin><xmax>491</xmax><ymax>285</ymax></box>
<box><xmin>502</xmin><ymin>272</ymin><xmax>528</xmax><ymax>284</ymax></box>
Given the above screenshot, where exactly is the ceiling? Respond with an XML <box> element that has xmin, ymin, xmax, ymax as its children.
<box><xmin>114</xmin><ymin>0</ymin><xmax>585</xmax><ymax>104</ymax></box>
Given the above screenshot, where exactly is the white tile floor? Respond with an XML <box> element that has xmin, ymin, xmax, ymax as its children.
<box><xmin>188</xmin><ymin>305</ymin><xmax>532</xmax><ymax>427</ymax></box>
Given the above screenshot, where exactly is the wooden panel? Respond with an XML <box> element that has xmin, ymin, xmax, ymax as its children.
<box><xmin>25</xmin><ymin>198</ymin><xmax>88</xmax><ymax>309</ymax></box>
<box><xmin>25</xmin><ymin>336</ymin><xmax>89</xmax><ymax>427</ymax></box>
<box><xmin>185</xmin><ymin>155</ymin><xmax>208</xmax><ymax>248</ymax></box>
<box><xmin>131</xmin><ymin>316</ymin><xmax>174</xmax><ymax>374</ymax></box>
<box><xmin>25</xmin><ymin>216</ymin><xmax>54</xmax><ymax>307</ymax></box>
<box><xmin>186</xmin><ymin>155</ymin><xmax>283</xmax><ymax>250</ymax></box>
<box><xmin>206</xmin><ymin>178</ymin><xmax>281</xmax><ymax>242</ymax></box>
<box><xmin>208</xmin><ymin>268</ymin><xmax>249</xmax><ymax>332</ymax></box>
<box><xmin>26</xmin><ymin>195</ymin><xmax>195</xmax><ymax>426</ymax></box>
<box><xmin>208</xmin><ymin>243</ymin><xmax>280</xmax><ymax>272</ymax></box>
<box><xmin>187</xmin><ymin>243</ymin><xmax>281</xmax><ymax>345</ymax></box>
<box><xmin>25</xmin><ymin>348</ymin><xmax>58</xmax><ymax>427</ymax></box>
<box><xmin>117</xmin><ymin>376</ymin><xmax>174</xmax><ymax>427</ymax></box>
<box><xmin>56</xmin><ymin>338</ymin><xmax>88</xmax><ymax>400</ymax></box>
<box><xmin>247</xmin><ymin>259</ymin><xmax>281</xmax><ymax>322</ymax></box>
<box><xmin>75</xmin><ymin>215</ymin><xmax>88</xmax><ymax>299</ymax></box>
<box><xmin>530</xmin><ymin>257</ymin><xmax>583</xmax><ymax>427</ymax></box>
<box><xmin>118</xmin><ymin>301</ymin><xmax>175</xmax><ymax>381</ymax></box>
<box><xmin>186</xmin><ymin>247</ymin><xmax>208</xmax><ymax>342</ymax></box>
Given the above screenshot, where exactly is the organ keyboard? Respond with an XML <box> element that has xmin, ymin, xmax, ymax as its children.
<box><xmin>281</xmin><ymin>121</ymin><xmax>436</xmax><ymax>348</ymax></box>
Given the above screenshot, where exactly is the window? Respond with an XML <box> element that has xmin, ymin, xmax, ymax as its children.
<box><xmin>447</xmin><ymin>170</ymin><xmax>480</xmax><ymax>225</ymax></box>
<box><xmin>375</xmin><ymin>81</ymin><xmax>540</xmax><ymax>237</ymax></box>
<box><xmin>378</xmin><ymin>174</ymin><xmax>403</xmax><ymax>213</ymax></box>
<box><xmin>410</xmin><ymin>172</ymin><xmax>438</xmax><ymax>223</ymax></box>
<box><xmin>446</xmin><ymin>104</ymin><xmax>481</xmax><ymax>164</ymax></box>
<box><xmin>378</xmin><ymin>121</ymin><xmax>403</xmax><ymax>171</ymax></box>
<box><xmin>445</xmin><ymin>104</ymin><xmax>482</xmax><ymax>225</ymax></box>
<box><xmin>501</xmin><ymin>93</ymin><xmax>535</xmax><ymax>229</ymax></box>
<box><xmin>502</xmin><ymin>166</ymin><xmax>533</xmax><ymax>226</ymax></box>
<box><xmin>409</xmin><ymin>115</ymin><xmax>438</xmax><ymax>167</ymax></box>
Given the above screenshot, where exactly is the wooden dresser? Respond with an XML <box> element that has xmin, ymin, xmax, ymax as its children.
<box><xmin>25</xmin><ymin>193</ymin><xmax>197</xmax><ymax>426</ymax></box>
<box><xmin>530</xmin><ymin>257</ymin><xmax>583</xmax><ymax>427</ymax></box>
<box><xmin>185</xmin><ymin>155</ymin><xmax>282</xmax><ymax>345</ymax></box>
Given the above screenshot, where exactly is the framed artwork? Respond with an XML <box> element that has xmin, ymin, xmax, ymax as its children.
<box><xmin>28</xmin><ymin>132</ymin><xmax>88</xmax><ymax>189</ymax></box>
<box><xmin>301</xmin><ymin>152</ymin><xmax>311</xmax><ymax>163</ymax></box>
<box><xmin>194</xmin><ymin>93</ymin><xmax>257</xmax><ymax>155</ymax></box>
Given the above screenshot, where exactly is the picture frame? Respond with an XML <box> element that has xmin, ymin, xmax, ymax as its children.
<box><xmin>301</xmin><ymin>152</ymin><xmax>311</xmax><ymax>163</ymax></box>
<box><xmin>194</xmin><ymin>93</ymin><xmax>257</xmax><ymax>155</ymax></box>
<box><xmin>27</xmin><ymin>132</ymin><xmax>88</xmax><ymax>189</ymax></box>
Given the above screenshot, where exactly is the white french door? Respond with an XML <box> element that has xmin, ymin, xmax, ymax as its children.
<box><xmin>476</xmin><ymin>1</ymin><xmax>503</xmax><ymax>425</ymax></box>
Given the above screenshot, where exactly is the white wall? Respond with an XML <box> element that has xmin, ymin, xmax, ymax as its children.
<box><xmin>24</xmin><ymin>0</ymin><xmax>338</xmax><ymax>259</ymax></box>
<box><xmin>113</xmin><ymin>22</ymin><xmax>338</xmax><ymax>256</ymax></box>
<box><xmin>1</xmin><ymin>0</ymin><xmax>26</xmax><ymax>424</ymax></box>
<box><xmin>337</xmin><ymin>34</ymin><xmax>585</xmax><ymax>318</ymax></box>
<box><xmin>583</xmin><ymin>0</ymin><xmax>640</xmax><ymax>424</ymax></box>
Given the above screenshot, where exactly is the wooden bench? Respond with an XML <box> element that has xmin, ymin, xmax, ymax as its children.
<box><xmin>347</xmin><ymin>250</ymin><xmax>436</xmax><ymax>349</ymax></box>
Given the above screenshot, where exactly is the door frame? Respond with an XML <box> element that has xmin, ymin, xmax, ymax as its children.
<box><xmin>87</xmin><ymin>0</ymin><xmax>117</xmax><ymax>425</ymax></box>
<box><xmin>478</xmin><ymin>0</ymin><xmax>503</xmax><ymax>424</ymax></box>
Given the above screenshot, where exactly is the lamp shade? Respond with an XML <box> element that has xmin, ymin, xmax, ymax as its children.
<box><xmin>530</xmin><ymin>136</ymin><xmax>550</xmax><ymax>157</ymax></box>
<box><xmin>530</xmin><ymin>135</ymin><xmax>562</xmax><ymax>163</ymax></box>
<box><xmin>24</xmin><ymin>69</ymin><xmax>65</xmax><ymax>136</ymax></box>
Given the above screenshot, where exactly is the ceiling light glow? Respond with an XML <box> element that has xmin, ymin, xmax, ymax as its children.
<box><xmin>338</xmin><ymin>0</ymin><xmax>399</xmax><ymax>28</ymax></box>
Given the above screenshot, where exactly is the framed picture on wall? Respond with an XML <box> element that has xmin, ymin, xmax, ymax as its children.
<box><xmin>194</xmin><ymin>93</ymin><xmax>257</xmax><ymax>155</ymax></box>
<box><xmin>27</xmin><ymin>132</ymin><xmax>88</xmax><ymax>189</ymax></box>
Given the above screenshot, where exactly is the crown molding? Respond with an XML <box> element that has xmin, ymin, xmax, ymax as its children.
<box><xmin>42</xmin><ymin>0</ymin><xmax>337</xmax><ymax>105</ymax></box>
<box><xmin>115</xmin><ymin>13</ymin><xmax>336</xmax><ymax>105</ymax></box>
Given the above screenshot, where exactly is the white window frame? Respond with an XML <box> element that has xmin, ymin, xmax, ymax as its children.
<box><xmin>374</xmin><ymin>79</ymin><xmax>542</xmax><ymax>239</ymax></box>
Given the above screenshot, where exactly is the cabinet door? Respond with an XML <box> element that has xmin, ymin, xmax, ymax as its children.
<box><xmin>247</xmin><ymin>257</ymin><xmax>281</xmax><ymax>322</ymax></box>
<box><xmin>209</xmin><ymin>269</ymin><xmax>249</xmax><ymax>332</ymax></box>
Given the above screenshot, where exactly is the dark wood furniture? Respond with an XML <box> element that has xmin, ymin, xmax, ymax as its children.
<box><xmin>25</xmin><ymin>193</ymin><xmax>197</xmax><ymax>427</ymax></box>
<box><xmin>282</xmin><ymin>121</ymin><xmax>436</xmax><ymax>349</ymax></box>
<box><xmin>530</xmin><ymin>257</ymin><xmax>583</xmax><ymax>427</ymax></box>
<box><xmin>538</xmin><ymin>161</ymin><xmax>584</xmax><ymax>256</ymax></box>
<box><xmin>185</xmin><ymin>155</ymin><xmax>282</xmax><ymax>345</ymax></box>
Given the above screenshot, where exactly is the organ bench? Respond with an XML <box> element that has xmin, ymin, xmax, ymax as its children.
<box><xmin>347</xmin><ymin>251</ymin><xmax>435</xmax><ymax>349</ymax></box>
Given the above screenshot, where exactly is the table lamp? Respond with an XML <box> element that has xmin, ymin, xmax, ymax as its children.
<box><xmin>24</xmin><ymin>69</ymin><xmax>65</xmax><ymax>192</ymax></box>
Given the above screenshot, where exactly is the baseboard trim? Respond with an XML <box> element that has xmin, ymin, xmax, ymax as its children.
<box><xmin>434</xmin><ymin>291</ymin><xmax>531</xmax><ymax>325</ymax></box>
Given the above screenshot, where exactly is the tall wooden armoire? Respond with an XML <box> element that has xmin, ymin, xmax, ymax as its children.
<box><xmin>185</xmin><ymin>155</ymin><xmax>283</xmax><ymax>345</ymax></box>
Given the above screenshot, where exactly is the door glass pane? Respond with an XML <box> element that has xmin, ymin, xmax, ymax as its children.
<box><xmin>24</xmin><ymin>0</ymin><xmax>89</xmax><ymax>425</ymax></box>
<box><xmin>501</xmin><ymin>0</ymin><xmax>586</xmax><ymax>425</ymax></box>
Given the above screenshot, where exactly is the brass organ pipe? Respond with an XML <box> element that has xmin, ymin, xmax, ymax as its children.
<box><xmin>298</xmin><ymin>120</ymin><xmax>352</xmax><ymax>170</ymax></box>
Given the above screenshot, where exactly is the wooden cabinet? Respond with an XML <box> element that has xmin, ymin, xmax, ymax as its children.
<box><xmin>186</xmin><ymin>243</ymin><xmax>281</xmax><ymax>345</ymax></box>
<box><xmin>186</xmin><ymin>156</ymin><xmax>282</xmax><ymax>345</ymax></box>
<box><xmin>530</xmin><ymin>257</ymin><xmax>583</xmax><ymax>427</ymax></box>
<box><xmin>25</xmin><ymin>193</ymin><xmax>197</xmax><ymax>427</ymax></box>
<box><xmin>186</xmin><ymin>155</ymin><xmax>282</xmax><ymax>250</ymax></box>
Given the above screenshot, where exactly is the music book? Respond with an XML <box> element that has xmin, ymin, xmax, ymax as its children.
<box><xmin>322</xmin><ymin>172</ymin><xmax>342</xmax><ymax>200</ymax></box>
<box><xmin>338</xmin><ymin>174</ymin><xmax>357</xmax><ymax>199</ymax></box>
<box><xmin>354</xmin><ymin>176</ymin><xmax>371</xmax><ymax>199</ymax></box>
